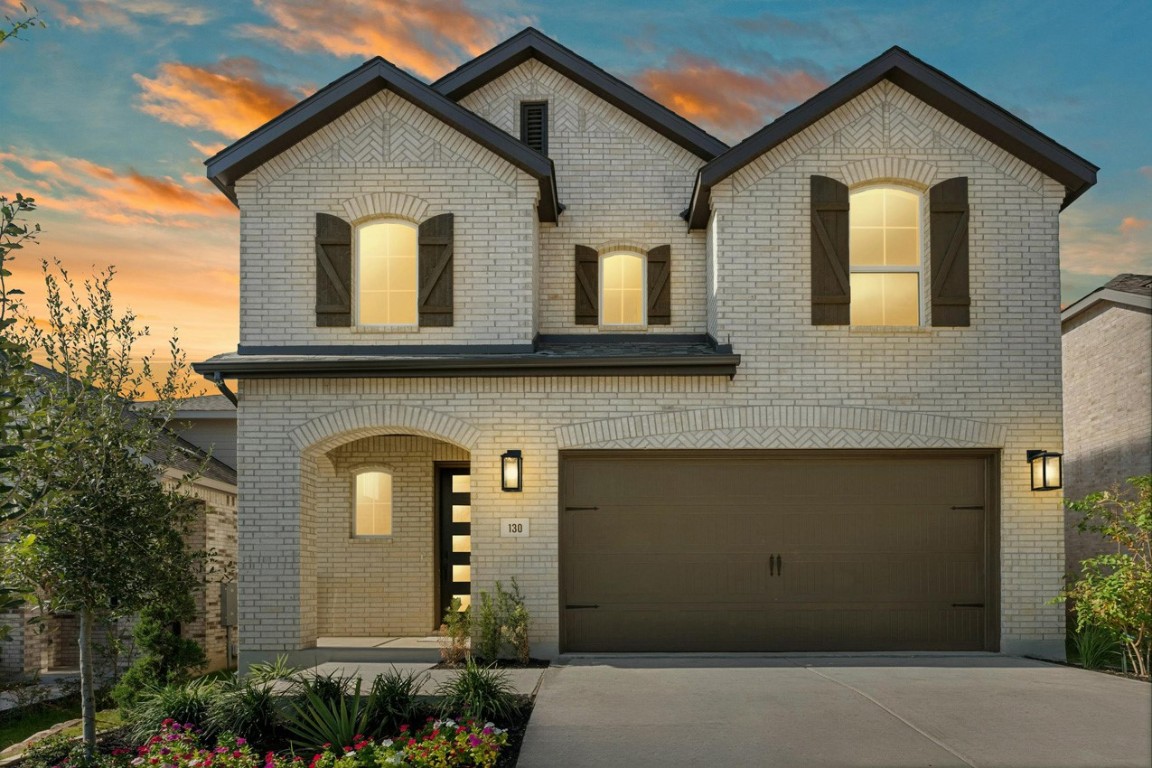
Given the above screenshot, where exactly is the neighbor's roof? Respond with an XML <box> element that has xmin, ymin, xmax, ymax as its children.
<box><xmin>432</xmin><ymin>27</ymin><xmax>728</xmax><ymax>161</ymax></box>
<box><xmin>1062</xmin><ymin>273</ymin><xmax>1152</xmax><ymax>325</ymax></box>
<box><xmin>205</xmin><ymin>56</ymin><xmax>560</xmax><ymax>222</ymax></box>
<box><xmin>686</xmin><ymin>46</ymin><xmax>1099</xmax><ymax>228</ymax></box>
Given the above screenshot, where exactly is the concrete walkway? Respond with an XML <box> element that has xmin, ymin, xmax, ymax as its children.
<box><xmin>517</xmin><ymin>655</ymin><xmax>1151</xmax><ymax>768</ymax></box>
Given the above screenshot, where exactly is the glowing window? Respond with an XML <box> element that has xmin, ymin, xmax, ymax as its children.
<box><xmin>354</xmin><ymin>470</ymin><xmax>393</xmax><ymax>536</ymax></box>
<box><xmin>601</xmin><ymin>252</ymin><xmax>645</xmax><ymax>326</ymax></box>
<box><xmin>356</xmin><ymin>219</ymin><xmax>417</xmax><ymax>326</ymax></box>
<box><xmin>849</xmin><ymin>186</ymin><xmax>921</xmax><ymax>326</ymax></box>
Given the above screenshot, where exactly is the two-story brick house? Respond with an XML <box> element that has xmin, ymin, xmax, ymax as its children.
<box><xmin>194</xmin><ymin>28</ymin><xmax>1096</xmax><ymax>663</ymax></box>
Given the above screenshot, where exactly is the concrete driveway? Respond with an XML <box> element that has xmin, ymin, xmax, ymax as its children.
<box><xmin>517</xmin><ymin>655</ymin><xmax>1150</xmax><ymax>767</ymax></box>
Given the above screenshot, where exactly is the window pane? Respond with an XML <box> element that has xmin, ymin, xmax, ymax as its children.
<box><xmin>451</xmin><ymin>474</ymin><xmax>471</xmax><ymax>494</ymax></box>
<box><xmin>452</xmin><ymin>535</ymin><xmax>471</xmax><ymax>553</ymax></box>
<box><xmin>885</xmin><ymin>228</ymin><xmax>919</xmax><ymax>266</ymax></box>
<box><xmin>356</xmin><ymin>220</ymin><xmax>417</xmax><ymax>325</ymax></box>
<box><xmin>885</xmin><ymin>189</ymin><xmax>919</xmax><ymax>228</ymax></box>
<box><xmin>601</xmin><ymin>252</ymin><xmax>644</xmax><ymax>325</ymax></box>
<box><xmin>851</xmin><ymin>273</ymin><xmax>919</xmax><ymax>326</ymax></box>
<box><xmin>849</xmin><ymin>227</ymin><xmax>884</xmax><ymax>266</ymax></box>
<box><xmin>451</xmin><ymin>504</ymin><xmax>471</xmax><ymax>523</ymax></box>
<box><xmin>455</xmin><ymin>594</ymin><xmax>472</xmax><ymax>610</ymax></box>
<box><xmin>452</xmin><ymin>565</ymin><xmax>471</xmax><ymax>583</ymax></box>
<box><xmin>849</xmin><ymin>188</ymin><xmax>884</xmax><ymax>227</ymax></box>
<box><xmin>354</xmin><ymin>471</ymin><xmax>392</xmax><ymax>536</ymax></box>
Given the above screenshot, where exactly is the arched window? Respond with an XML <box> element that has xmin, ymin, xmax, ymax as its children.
<box><xmin>600</xmin><ymin>251</ymin><xmax>646</xmax><ymax>326</ymax></box>
<box><xmin>356</xmin><ymin>219</ymin><xmax>418</xmax><ymax>326</ymax></box>
<box><xmin>353</xmin><ymin>469</ymin><xmax>393</xmax><ymax>536</ymax></box>
<box><xmin>848</xmin><ymin>185</ymin><xmax>921</xmax><ymax>326</ymax></box>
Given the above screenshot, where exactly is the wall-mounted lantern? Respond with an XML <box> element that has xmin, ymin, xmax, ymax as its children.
<box><xmin>501</xmin><ymin>450</ymin><xmax>523</xmax><ymax>492</ymax></box>
<box><xmin>1027</xmin><ymin>450</ymin><xmax>1062</xmax><ymax>491</ymax></box>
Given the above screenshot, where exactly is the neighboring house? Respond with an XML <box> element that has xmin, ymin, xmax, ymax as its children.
<box><xmin>1061</xmin><ymin>274</ymin><xmax>1152</xmax><ymax>575</ymax></box>
<box><xmin>193</xmin><ymin>29</ymin><xmax>1097</xmax><ymax>663</ymax></box>
<box><xmin>0</xmin><ymin>383</ymin><xmax>238</xmax><ymax>678</ymax></box>
<box><xmin>171</xmin><ymin>394</ymin><xmax>238</xmax><ymax>472</ymax></box>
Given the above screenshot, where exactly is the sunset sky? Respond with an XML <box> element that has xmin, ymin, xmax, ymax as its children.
<box><xmin>2</xmin><ymin>0</ymin><xmax>1149</xmax><ymax>381</ymax></box>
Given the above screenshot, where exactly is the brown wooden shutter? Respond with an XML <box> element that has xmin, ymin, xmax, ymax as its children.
<box><xmin>810</xmin><ymin>175</ymin><xmax>851</xmax><ymax>325</ymax></box>
<box><xmin>418</xmin><ymin>213</ymin><xmax>454</xmax><ymax>327</ymax></box>
<box><xmin>575</xmin><ymin>245</ymin><xmax>598</xmax><ymax>325</ymax></box>
<box><xmin>316</xmin><ymin>212</ymin><xmax>352</xmax><ymax>327</ymax></box>
<box><xmin>929</xmin><ymin>177</ymin><xmax>970</xmax><ymax>327</ymax></box>
<box><xmin>647</xmin><ymin>245</ymin><xmax>671</xmax><ymax>325</ymax></box>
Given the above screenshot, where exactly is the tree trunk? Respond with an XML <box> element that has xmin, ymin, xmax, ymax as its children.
<box><xmin>78</xmin><ymin>606</ymin><xmax>97</xmax><ymax>758</ymax></box>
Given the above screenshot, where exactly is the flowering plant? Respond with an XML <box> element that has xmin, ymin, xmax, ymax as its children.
<box><xmin>125</xmin><ymin>721</ymin><xmax>301</xmax><ymax>768</ymax></box>
<box><xmin>305</xmin><ymin>719</ymin><xmax>506</xmax><ymax>768</ymax></box>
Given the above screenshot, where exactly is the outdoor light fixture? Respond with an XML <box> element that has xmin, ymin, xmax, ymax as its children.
<box><xmin>1027</xmin><ymin>450</ymin><xmax>1062</xmax><ymax>491</ymax></box>
<box><xmin>501</xmin><ymin>450</ymin><xmax>523</xmax><ymax>492</ymax></box>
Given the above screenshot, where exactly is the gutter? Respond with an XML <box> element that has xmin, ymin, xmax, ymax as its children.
<box><xmin>211</xmin><ymin>372</ymin><xmax>238</xmax><ymax>406</ymax></box>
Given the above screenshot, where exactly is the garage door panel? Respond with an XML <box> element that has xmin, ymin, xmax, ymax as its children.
<box><xmin>561</xmin><ymin>452</ymin><xmax>994</xmax><ymax>653</ymax></box>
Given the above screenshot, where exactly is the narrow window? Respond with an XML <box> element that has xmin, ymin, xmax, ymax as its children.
<box><xmin>600</xmin><ymin>251</ymin><xmax>645</xmax><ymax>326</ymax></box>
<box><xmin>354</xmin><ymin>470</ymin><xmax>393</xmax><ymax>536</ymax></box>
<box><xmin>849</xmin><ymin>186</ymin><xmax>921</xmax><ymax>326</ymax></box>
<box><xmin>356</xmin><ymin>219</ymin><xmax>418</xmax><ymax>326</ymax></box>
<box><xmin>520</xmin><ymin>101</ymin><xmax>548</xmax><ymax>155</ymax></box>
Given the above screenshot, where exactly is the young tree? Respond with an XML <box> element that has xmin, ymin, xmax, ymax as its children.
<box><xmin>1061</xmin><ymin>475</ymin><xmax>1152</xmax><ymax>678</ymax></box>
<box><xmin>6</xmin><ymin>260</ymin><xmax>204</xmax><ymax>756</ymax></box>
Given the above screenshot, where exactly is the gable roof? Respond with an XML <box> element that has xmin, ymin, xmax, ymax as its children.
<box><xmin>206</xmin><ymin>57</ymin><xmax>561</xmax><ymax>222</ymax></box>
<box><xmin>432</xmin><ymin>27</ymin><xmax>729</xmax><ymax>161</ymax></box>
<box><xmin>1062</xmin><ymin>273</ymin><xmax>1152</xmax><ymax>325</ymax></box>
<box><xmin>686</xmin><ymin>46</ymin><xmax>1098</xmax><ymax>229</ymax></box>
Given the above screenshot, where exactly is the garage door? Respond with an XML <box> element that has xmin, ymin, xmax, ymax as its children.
<box><xmin>560</xmin><ymin>451</ymin><xmax>996</xmax><ymax>653</ymax></box>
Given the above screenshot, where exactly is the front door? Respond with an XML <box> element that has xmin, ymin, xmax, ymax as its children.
<box><xmin>438</xmin><ymin>466</ymin><xmax>472</xmax><ymax>620</ymax></box>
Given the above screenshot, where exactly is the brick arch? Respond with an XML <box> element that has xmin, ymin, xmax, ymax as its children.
<box><xmin>837</xmin><ymin>157</ymin><xmax>937</xmax><ymax>190</ymax></box>
<box><xmin>291</xmin><ymin>404</ymin><xmax>481</xmax><ymax>457</ymax></box>
<box><xmin>340</xmin><ymin>191</ymin><xmax>430</xmax><ymax>224</ymax></box>
<box><xmin>555</xmin><ymin>405</ymin><xmax>1005</xmax><ymax>450</ymax></box>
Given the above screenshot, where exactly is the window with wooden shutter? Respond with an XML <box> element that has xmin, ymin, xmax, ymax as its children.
<box><xmin>316</xmin><ymin>213</ymin><xmax>352</xmax><ymax>327</ymax></box>
<box><xmin>418</xmin><ymin>213</ymin><xmax>454</xmax><ymax>327</ymax></box>
<box><xmin>520</xmin><ymin>101</ymin><xmax>548</xmax><ymax>155</ymax></box>
<box><xmin>574</xmin><ymin>245</ymin><xmax>598</xmax><ymax>325</ymax></box>
<box><xmin>929</xmin><ymin>177</ymin><xmax>970</xmax><ymax>327</ymax></box>
<box><xmin>647</xmin><ymin>245</ymin><xmax>671</xmax><ymax>325</ymax></box>
<box><xmin>810</xmin><ymin>175</ymin><xmax>851</xmax><ymax>325</ymax></box>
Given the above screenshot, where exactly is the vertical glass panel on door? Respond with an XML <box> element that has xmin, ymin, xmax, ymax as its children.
<box><xmin>452</xmin><ymin>535</ymin><xmax>472</xmax><ymax>553</ymax></box>
<box><xmin>451</xmin><ymin>504</ymin><xmax>471</xmax><ymax>523</ymax></box>
<box><xmin>451</xmin><ymin>474</ymin><xmax>471</xmax><ymax>494</ymax></box>
<box><xmin>452</xmin><ymin>565</ymin><xmax>471</xmax><ymax>583</ymax></box>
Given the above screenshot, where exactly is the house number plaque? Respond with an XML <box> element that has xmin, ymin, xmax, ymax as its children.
<box><xmin>501</xmin><ymin>518</ymin><xmax>530</xmax><ymax>538</ymax></box>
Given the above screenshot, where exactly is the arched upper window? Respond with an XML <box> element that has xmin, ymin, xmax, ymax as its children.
<box><xmin>353</xmin><ymin>469</ymin><xmax>393</xmax><ymax>537</ymax></box>
<box><xmin>600</xmin><ymin>251</ymin><xmax>646</xmax><ymax>326</ymax></box>
<box><xmin>848</xmin><ymin>185</ymin><xmax>921</xmax><ymax>326</ymax></box>
<box><xmin>356</xmin><ymin>219</ymin><xmax>418</xmax><ymax>326</ymax></box>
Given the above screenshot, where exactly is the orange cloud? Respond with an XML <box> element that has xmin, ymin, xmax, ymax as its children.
<box><xmin>240</xmin><ymin>0</ymin><xmax>520</xmax><ymax>79</ymax></box>
<box><xmin>39</xmin><ymin>0</ymin><xmax>213</xmax><ymax>29</ymax></box>
<box><xmin>134</xmin><ymin>58</ymin><xmax>302</xmax><ymax>141</ymax></box>
<box><xmin>1120</xmin><ymin>216</ymin><xmax>1150</xmax><ymax>234</ymax></box>
<box><xmin>1063</xmin><ymin>207</ymin><xmax>1152</xmax><ymax>278</ymax></box>
<box><xmin>632</xmin><ymin>53</ymin><xmax>826</xmax><ymax>141</ymax></box>
<box><xmin>0</xmin><ymin>149</ymin><xmax>234</xmax><ymax>227</ymax></box>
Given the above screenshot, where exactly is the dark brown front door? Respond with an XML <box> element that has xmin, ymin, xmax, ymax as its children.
<box><xmin>438</xmin><ymin>466</ymin><xmax>472</xmax><ymax>619</ymax></box>
<box><xmin>560</xmin><ymin>451</ymin><xmax>996</xmax><ymax>653</ymax></box>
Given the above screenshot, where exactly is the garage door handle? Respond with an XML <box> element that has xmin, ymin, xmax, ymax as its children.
<box><xmin>565</xmin><ymin>506</ymin><xmax>599</xmax><ymax>511</ymax></box>
<box><xmin>951</xmin><ymin>505</ymin><xmax>984</xmax><ymax>510</ymax></box>
<box><xmin>952</xmin><ymin>603</ymin><xmax>984</xmax><ymax>608</ymax></box>
<box><xmin>566</xmin><ymin>604</ymin><xmax>599</xmax><ymax>609</ymax></box>
<box><xmin>775</xmin><ymin>554</ymin><xmax>782</xmax><ymax>576</ymax></box>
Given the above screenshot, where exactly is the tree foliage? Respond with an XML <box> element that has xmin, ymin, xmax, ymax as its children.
<box><xmin>1061</xmin><ymin>475</ymin><xmax>1152</xmax><ymax>678</ymax></box>
<box><xmin>4</xmin><ymin>260</ymin><xmax>204</xmax><ymax>754</ymax></box>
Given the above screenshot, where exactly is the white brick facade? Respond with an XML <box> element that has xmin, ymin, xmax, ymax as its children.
<box><xmin>228</xmin><ymin>54</ymin><xmax>1074</xmax><ymax>664</ymax></box>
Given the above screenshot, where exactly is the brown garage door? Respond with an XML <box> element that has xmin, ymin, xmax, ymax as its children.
<box><xmin>560</xmin><ymin>451</ymin><xmax>997</xmax><ymax>653</ymax></box>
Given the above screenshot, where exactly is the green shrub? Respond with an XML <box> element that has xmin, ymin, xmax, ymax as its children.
<box><xmin>246</xmin><ymin>655</ymin><xmax>299</xmax><ymax>685</ymax></box>
<box><xmin>126</xmin><ymin>677</ymin><xmax>218</xmax><ymax>742</ymax></box>
<box><xmin>1070</xmin><ymin>624</ymin><xmax>1121</xmax><ymax>670</ymax></box>
<box><xmin>204</xmin><ymin>676</ymin><xmax>283</xmax><ymax>748</ymax></box>
<box><xmin>438</xmin><ymin>598</ymin><xmax>470</xmax><ymax>665</ymax></box>
<box><xmin>283</xmin><ymin>678</ymin><xmax>371</xmax><ymax>752</ymax></box>
<box><xmin>297</xmin><ymin>670</ymin><xmax>355</xmax><ymax>706</ymax></box>
<box><xmin>21</xmin><ymin>734</ymin><xmax>78</xmax><ymax>768</ymax></box>
<box><xmin>472</xmin><ymin>578</ymin><xmax>532</xmax><ymax>662</ymax></box>
<box><xmin>435</xmin><ymin>658</ymin><xmax>521</xmax><ymax>723</ymax></box>
<box><xmin>474</xmin><ymin>591</ymin><xmax>500</xmax><ymax>660</ymax></box>
<box><xmin>363</xmin><ymin>668</ymin><xmax>427</xmax><ymax>735</ymax></box>
<box><xmin>112</xmin><ymin>605</ymin><xmax>207</xmax><ymax>712</ymax></box>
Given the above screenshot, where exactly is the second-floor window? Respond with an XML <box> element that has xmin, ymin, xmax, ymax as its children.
<box><xmin>601</xmin><ymin>251</ymin><xmax>646</xmax><ymax>326</ymax></box>
<box><xmin>356</xmin><ymin>219</ymin><xmax>418</xmax><ymax>326</ymax></box>
<box><xmin>848</xmin><ymin>185</ymin><xmax>921</xmax><ymax>326</ymax></box>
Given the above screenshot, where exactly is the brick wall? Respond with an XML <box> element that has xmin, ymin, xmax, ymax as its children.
<box><xmin>232</xmin><ymin>72</ymin><xmax>1071</xmax><ymax>662</ymax></box>
<box><xmin>1062</xmin><ymin>301</ymin><xmax>1152</xmax><ymax>573</ymax></box>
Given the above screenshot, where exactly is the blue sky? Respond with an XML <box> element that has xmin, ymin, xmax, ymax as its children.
<box><xmin>1</xmin><ymin>0</ymin><xmax>1148</xmax><ymax>366</ymax></box>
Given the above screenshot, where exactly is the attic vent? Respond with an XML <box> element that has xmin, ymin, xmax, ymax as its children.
<box><xmin>520</xmin><ymin>101</ymin><xmax>548</xmax><ymax>155</ymax></box>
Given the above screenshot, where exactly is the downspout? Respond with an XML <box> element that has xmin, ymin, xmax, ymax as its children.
<box><xmin>211</xmin><ymin>371</ymin><xmax>238</xmax><ymax>406</ymax></box>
